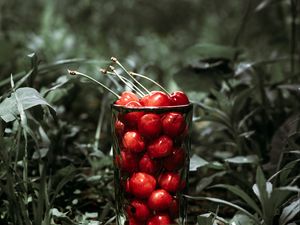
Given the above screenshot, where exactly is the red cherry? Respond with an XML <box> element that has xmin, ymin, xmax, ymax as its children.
<box><xmin>147</xmin><ymin>189</ymin><xmax>172</xmax><ymax>211</ymax></box>
<box><xmin>169</xmin><ymin>198</ymin><xmax>179</xmax><ymax>219</ymax></box>
<box><xmin>115</xmin><ymin>91</ymin><xmax>139</xmax><ymax>106</ymax></box>
<box><xmin>161</xmin><ymin>112</ymin><xmax>186</xmax><ymax>138</ymax></box>
<box><xmin>170</xmin><ymin>91</ymin><xmax>189</xmax><ymax>106</ymax></box>
<box><xmin>139</xmin><ymin>153</ymin><xmax>161</xmax><ymax>175</ymax></box>
<box><xmin>116</xmin><ymin>150</ymin><xmax>139</xmax><ymax>173</ymax></box>
<box><xmin>123</xmin><ymin>101</ymin><xmax>145</xmax><ymax>128</ymax></box>
<box><xmin>158</xmin><ymin>172</ymin><xmax>181</xmax><ymax>193</ymax></box>
<box><xmin>127</xmin><ymin>199</ymin><xmax>151</xmax><ymax>221</ymax></box>
<box><xmin>138</xmin><ymin>113</ymin><xmax>162</xmax><ymax>139</ymax></box>
<box><xmin>163</xmin><ymin>147</ymin><xmax>186</xmax><ymax>171</ymax></box>
<box><xmin>115</xmin><ymin>120</ymin><xmax>125</xmax><ymax>137</ymax></box>
<box><xmin>129</xmin><ymin>172</ymin><xmax>156</xmax><ymax>199</ymax></box>
<box><xmin>140</xmin><ymin>91</ymin><xmax>171</xmax><ymax>107</ymax></box>
<box><xmin>147</xmin><ymin>135</ymin><xmax>173</xmax><ymax>158</ymax></box>
<box><xmin>128</xmin><ymin>217</ymin><xmax>145</xmax><ymax>225</ymax></box>
<box><xmin>123</xmin><ymin>131</ymin><xmax>145</xmax><ymax>153</ymax></box>
<box><xmin>147</xmin><ymin>214</ymin><xmax>172</xmax><ymax>225</ymax></box>
<box><xmin>125</xmin><ymin>178</ymin><xmax>131</xmax><ymax>194</ymax></box>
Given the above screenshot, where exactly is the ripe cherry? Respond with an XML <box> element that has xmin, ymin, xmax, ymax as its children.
<box><xmin>123</xmin><ymin>131</ymin><xmax>145</xmax><ymax>153</ymax></box>
<box><xmin>147</xmin><ymin>189</ymin><xmax>172</xmax><ymax>211</ymax></box>
<box><xmin>115</xmin><ymin>119</ymin><xmax>125</xmax><ymax>137</ymax></box>
<box><xmin>127</xmin><ymin>199</ymin><xmax>151</xmax><ymax>221</ymax></box>
<box><xmin>139</xmin><ymin>153</ymin><xmax>161</xmax><ymax>175</ymax></box>
<box><xmin>169</xmin><ymin>198</ymin><xmax>179</xmax><ymax>219</ymax></box>
<box><xmin>116</xmin><ymin>150</ymin><xmax>139</xmax><ymax>173</ymax></box>
<box><xmin>123</xmin><ymin>101</ymin><xmax>145</xmax><ymax>128</ymax></box>
<box><xmin>138</xmin><ymin>113</ymin><xmax>162</xmax><ymax>139</ymax></box>
<box><xmin>115</xmin><ymin>91</ymin><xmax>139</xmax><ymax>106</ymax></box>
<box><xmin>125</xmin><ymin>178</ymin><xmax>131</xmax><ymax>194</ymax></box>
<box><xmin>129</xmin><ymin>172</ymin><xmax>156</xmax><ymax>199</ymax></box>
<box><xmin>163</xmin><ymin>147</ymin><xmax>185</xmax><ymax>171</ymax></box>
<box><xmin>140</xmin><ymin>91</ymin><xmax>171</xmax><ymax>107</ymax></box>
<box><xmin>170</xmin><ymin>91</ymin><xmax>189</xmax><ymax>106</ymax></box>
<box><xmin>147</xmin><ymin>135</ymin><xmax>173</xmax><ymax>158</ymax></box>
<box><xmin>158</xmin><ymin>172</ymin><xmax>181</xmax><ymax>193</ymax></box>
<box><xmin>128</xmin><ymin>217</ymin><xmax>145</xmax><ymax>225</ymax></box>
<box><xmin>161</xmin><ymin>112</ymin><xmax>185</xmax><ymax>138</ymax></box>
<box><xmin>147</xmin><ymin>214</ymin><xmax>172</xmax><ymax>225</ymax></box>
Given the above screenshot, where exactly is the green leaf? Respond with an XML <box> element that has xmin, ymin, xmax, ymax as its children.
<box><xmin>197</xmin><ymin>213</ymin><xmax>215</xmax><ymax>225</ymax></box>
<box><xmin>196</xmin><ymin>171</ymin><xmax>226</xmax><ymax>192</ymax></box>
<box><xmin>211</xmin><ymin>184</ymin><xmax>262</xmax><ymax>216</ymax></box>
<box><xmin>185</xmin><ymin>43</ymin><xmax>238</xmax><ymax>59</ymax></box>
<box><xmin>279</xmin><ymin>159</ymin><xmax>300</xmax><ymax>185</ymax></box>
<box><xmin>198</xmin><ymin>212</ymin><xmax>229</xmax><ymax>225</ymax></box>
<box><xmin>225</xmin><ymin>155</ymin><xmax>259</xmax><ymax>165</ymax></box>
<box><xmin>0</xmin><ymin>87</ymin><xmax>55</xmax><ymax>122</ymax></box>
<box><xmin>184</xmin><ymin>195</ymin><xmax>261</xmax><ymax>224</ymax></box>
<box><xmin>50</xmin><ymin>165</ymin><xmax>77</xmax><ymax>205</ymax></box>
<box><xmin>279</xmin><ymin>198</ymin><xmax>300</xmax><ymax>225</ymax></box>
<box><xmin>189</xmin><ymin>154</ymin><xmax>209</xmax><ymax>171</ymax></box>
<box><xmin>230</xmin><ymin>212</ymin><xmax>257</xmax><ymax>225</ymax></box>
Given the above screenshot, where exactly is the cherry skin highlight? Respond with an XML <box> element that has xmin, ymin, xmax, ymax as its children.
<box><xmin>147</xmin><ymin>214</ymin><xmax>172</xmax><ymax>225</ymax></box>
<box><xmin>138</xmin><ymin>113</ymin><xmax>162</xmax><ymax>139</ymax></box>
<box><xmin>138</xmin><ymin>153</ymin><xmax>161</xmax><ymax>175</ymax></box>
<box><xmin>115</xmin><ymin>91</ymin><xmax>139</xmax><ymax>106</ymax></box>
<box><xmin>127</xmin><ymin>199</ymin><xmax>151</xmax><ymax>221</ymax></box>
<box><xmin>129</xmin><ymin>172</ymin><xmax>156</xmax><ymax>199</ymax></box>
<box><xmin>147</xmin><ymin>189</ymin><xmax>173</xmax><ymax>211</ymax></box>
<box><xmin>140</xmin><ymin>91</ymin><xmax>171</xmax><ymax>107</ymax></box>
<box><xmin>123</xmin><ymin>131</ymin><xmax>145</xmax><ymax>153</ymax></box>
<box><xmin>116</xmin><ymin>150</ymin><xmax>139</xmax><ymax>173</ymax></box>
<box><xmin>158</xmin><ymin>172</ymin><xmax>181</xmax><ymax>193</ymax></box>
<box><xmin>147</xmin><ymin>135</ymin><xmax>173</xmax><ymax>158</ymax></box>
<box><xmin>161</xmin><ymin>112</ymin><xmax>186</xmax><ymax>138</ymax></box>
<box><xmin>163</xmin><ymin>147</ymin><xmax>186</xmax><ymax>171</ymax></box>
<box><xmin>123</xmin><ymin>101</ymin><xmax>145</xmax><ymax>129</ymax></box>
<box><xmin>170</xmin><ymin>91</ymin><xmax>189</xmax><ymax>106</ymax></box>
<box><xmin>115</xmin><ymin>119</ymin><xmax>125</xmax><ymax>137</ymax></box>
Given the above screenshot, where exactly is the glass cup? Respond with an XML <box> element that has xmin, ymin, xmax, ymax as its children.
<box><xmin>111</xmin><ymin>104</ymin><xmax>193</xmax><ymax>225</ymax></box>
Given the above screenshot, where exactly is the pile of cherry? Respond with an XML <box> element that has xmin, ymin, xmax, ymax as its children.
<box><xmin>68</xmin><ymin>57</ymin><xmax>191</xmax><ymax>225</ymax></box>
<box><xmin>114</xmin><ymin>91</ymin><xmax>190</xmax><ymax>225</ymax></box>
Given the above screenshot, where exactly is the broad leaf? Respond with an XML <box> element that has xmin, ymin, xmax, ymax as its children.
<box><xmin>0</xmin><ymin>87</ymin><xmax>55</xmax><ymax>122</ymax></box>
<box><xmin>189</xmin><ymin>154</ymin><xmax>209</xmax><ymax>171</ymax></box>
<box><xmin>225</xmin><ymin>155</ymin><xmax>259</xmax><ymax>165</ymax></box>
<box><xmin>230</xmin><ymin>212</ymin><xmax>256</xmax><ymax>225</ymax></box>
<box><xmin>211</xmin><ymin>184</ymin><xmax>262</xmax><ymax>216</ymax></box>
<box><xmin>279</xmin><ymin>198</ymin><xmax>300</xmax><ymax>225</ymax></box>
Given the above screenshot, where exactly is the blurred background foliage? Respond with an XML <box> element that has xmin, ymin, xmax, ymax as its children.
<box><xmin>0</xmin><ymin>0</ymin><xmax>300</xmax><ymax>224</ymax></box>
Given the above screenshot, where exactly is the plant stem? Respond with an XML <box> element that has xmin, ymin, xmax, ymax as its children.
<box><xmin>68</xmin><ymin>70</ymin><xmax>120</xmax><ymax>98</ymax></box>
<box><xmin>107</xmin><ymin>67</ymin><xmax>145</xmax><ymax>97</ymax></box>
<box><xmin>290</xmin><ymin>0</ymin><xmax>297</xmax><ymax>78</ymax></box>
<box><xmin>129</xmin><ymin>71</ymin><xmax>170</xmax><ymax>95</ymax></box>
<box><xmin>111</xmin><ymin>57</ymin><xmax>151</xmax><ymax>94</ymax></box>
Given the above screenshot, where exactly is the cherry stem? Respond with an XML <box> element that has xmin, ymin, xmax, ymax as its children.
<box><xmin>68</xmin><ymin>69</ymin><xmax>120</xmax><ymax>98</ymax></box>
<box><xmin>102</xmin><ymin>69</ymin><xmax>145</xmax><ymax>97</ymax></box>
<box><xmin>129</xmin><ymin>71</ymin><xmax>170</xmax><ymax>95</ymax></box>
<box><xmin>111</xmin><ymin>57</ymin><xmax>151</xmax><ymax>95</ymax></box>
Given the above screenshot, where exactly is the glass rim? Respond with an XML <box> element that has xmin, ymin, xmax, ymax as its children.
<box><xmin>111</xmin><ymin>103</ymin><xmax>193</xmax><ymax>113</ymax></box>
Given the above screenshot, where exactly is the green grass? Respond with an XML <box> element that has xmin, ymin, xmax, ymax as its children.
<box><xmin>0</xmin><ymin>0</ymin><xmax>299</xmax><ymax>224</ymax></box>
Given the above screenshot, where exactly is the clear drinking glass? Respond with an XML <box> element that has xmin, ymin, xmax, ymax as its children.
<box><xmin>111</xmin><ymin>104</ymin><xmax>193</xmax><ymax>225</ymax></box>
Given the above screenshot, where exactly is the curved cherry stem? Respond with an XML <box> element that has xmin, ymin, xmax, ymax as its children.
<box><xmin>101</xmin><ymin>69</ymin><xmax>145</xmax><ymax>97</ymax></box>
<box><xmin>68</xmin><ymin>69</ymin><xmax>120</xmax><ymax>98</ymax></box>
<box><xmin>108</xmin><ymin>66</ymin><xmax>146</xmax><ymax>97</ymax></box>
<box><xmin>111</xmin><ymin>57</ymin><xmax>151</xmax><ymax>94</ymax></box>
<box><xmin>129</xmin><ymin>71</ymin><xmax>170</xmax><ymax>95</ymax></box>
